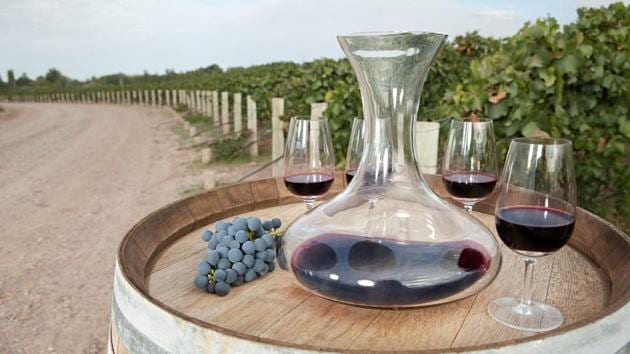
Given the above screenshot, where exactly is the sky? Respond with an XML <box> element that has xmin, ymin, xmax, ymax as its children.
<box><xmin>0</xmin><ymin>0</ymin><xmax>623</xmax><ymax>80</ymax></box>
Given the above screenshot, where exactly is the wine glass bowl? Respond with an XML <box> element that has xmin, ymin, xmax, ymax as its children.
<box><xmin>283</xmin><ymin>116</ymin><xmax>336</xmax><ymax>209</ymax></box>
<box><xmin>488</xmin><ymin>137</ymin><xmax>577</xmax><ymax>332</ymax></box>
<box><xmin>442</xmin><ymin>118</ymin><xmax>498</xmax><ymax>214</ymax></box>
<box><xmin>345</xmin><ymin>117</ymin><xmax>364</xmax><ymax>185</ymax></box>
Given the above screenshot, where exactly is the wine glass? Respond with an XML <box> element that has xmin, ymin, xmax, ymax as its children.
<box><xmin>284</xmin><ymin>116</ymin><xmax>335</xmax><ymax>209</ymax></box>
<box><xmin>442</xmin><ymin>118</ymin><xmax>498</xmax><ymax>214</ymax></box>
<box><xmin>488</xmin><ymin>138</ymin><xmax>577</xmax><ymax>332</ymax></box>
<box><xmin>345</xmin><ymin>117</ymin><xmax>364</xmax><ymax>185</ymax></box>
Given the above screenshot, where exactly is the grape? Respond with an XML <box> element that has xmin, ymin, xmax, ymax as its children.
<box><xmin>261</xmin><ymin>234</ymin><xmax>274</xmax><ymax>248</ymax></box>
<box><xmin>233</xmin><ymin>276</ymin><xmax>244</xmax><ymax>286</ymax></box>
<box><xmin>227</xmin><ymin>226</ymin><xmax>235</xmax><ymax>235</ymax></box>
<box><xmin>235</xmin><ymin>230</ymin><xmax>249</xmax><ymax>243</ymax></box>
<box><xmin>232</xmin><ymin>262</ymin><xmax>246</xmax><ymax>275</ymax></box>
<box><xmin>217</xmin><ymin>246</ymin><xmax>229</xmax><ymax>258</ymax></box>
<box><xmin>227</xmin><ymin>240</ymin><xmax>240</xmax><ymax>250</ymax></box>
<box><xmin>254</xmin><ymin>238</ymin><xmax>266</xmax><ymax>252</ymax></box>
<box><xmin>225</xmin><ymin>269</ymin><xmax>238</xmax><ymax>284</ymax></box>
<box><xmin>216</xmin><ymin>231</ymin><xmax>227</xmax><ymax>244</ymax></box>
<box><xmin>214</xmin><ymin>269</ymin><xmax>226</xmax><ymax>282</ymax></box>
<box><xmin>227</xmin><ymin>248</ymin><xmax>243</xmax><ymax>263</ymax></box>
<box><xmin>247</xmin><ymin>217</ymin><xmax>262</xmax><ymax>231</ymax></box>
<box><xmin>271</xmin><ymin>217</ymin><xmax>281</xmax><ymax>229</ymax></box>
<box><xmin>255</xmin><ymin>251</ymin><xmax>266</xmax><ymax>260</ymax></box>
<box><xmin>242</xmin><ymin>254</ymin><xmax>255</xmax><ymax>268</ymax></box>
<box><xmin>215</xmin><ymin>221</ymin><xmax>229</xmax><ymax>232</ymax></box>
<box><xmin>221</xmin><ymin>235</ymin><xmax>234</xmax><ymax>247</ymax></box>
<box><xmin>194</xmin><ymin>275</ymin><xmax>208</xmax><ymax>289</ymax></box>
<box><xmin>207</xmin><ymin>241</ymin><xmax>216</xmax><ymax>251</ymax></box>
<box><xmin>267</xmin><ymin>261</ymin><xmax>275</xmax><ymax>272</ymax></box>
<box><xmin>244</xmin><ymin>269</ymin><xmax>257</xmax><ymax>282</ymax></box>
<box><xmin>233</xmin><ymin>218</ymin><xmax>248</xmax><ymax>231</ymax></box>
<box><xmin>217</xmin><ymin>258</ymin><xmax>232</xmax><ymax>270</ymax></box>
<box><xmin>265</xmin><ymin>249</ymin><xmax>276</xmax><ymax>262</ymax></box>
<box><xmin>207</xmin><ymin>250</ymin><xmax>220</xmax><ymax>266</ymax></box>
<box><xmin>197</xmin><ymin>262</ymin><xmax>211</xmax><ymax>275</ymax></box>
<box><xmin>215</xmin><ymin>281</ymin><xmax>230</xmax><ymax>296</ymax></box>
<box><xmin>254</xmin><ymin>228</ymin><xmax>265</xmax><ymax>238</ymax></box>
<box><xmin>258</xmin><ymin>263</ymin><xmax>269</xmax><ymax>276</ymax></box>
<box><xmin>201</xmin><ymin>230</ymin><xmax>213</xmax><ymax>242</ymax></box>
<box><xmin>253</xmin><ymin>259</ymin><xmax>266</xmax><ymax>273</ymax></box>
<box><xmin>206</xmin><ymin>282</ymin><xmax>215</xmax><ymax>293</ymax></box>
<box><xmin>242</xmin><ymin>241</ymin><xmax>256</xmax><ymax>255</ymax></box>
<box><xmin>262</xmin><ymin>220</ymin><xmax>272</xmax><ymax>231</ymax></box>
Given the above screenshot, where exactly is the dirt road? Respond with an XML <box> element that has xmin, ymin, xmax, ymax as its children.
<box><xmin>0</xmin><ymin>103</ymin><xmax>198</xmax><ymax>353</ymax></box>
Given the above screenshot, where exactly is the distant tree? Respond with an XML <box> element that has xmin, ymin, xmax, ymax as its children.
<box><xmin>7</xmin><ymin>70</ymin><xmax>15</xmax><ymax>87</ymax></box>
<box><xmin>45</xmin><ymin>68</ymin><xmax>64</xmax><ymax>83</ymax></box>
<box><xmin>16</xmin><ymin>73</ymin><xmax>33</xmax><ymax>87</ymax></box>
<box><xmin>0</xmin><ymin>74</ymin><xmax>6</xmax><ymax>89</ymax></box>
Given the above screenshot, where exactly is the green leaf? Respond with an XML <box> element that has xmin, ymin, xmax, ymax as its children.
<box><xmin>522</xmin><ymin>121</ymin><xmax>550</xmax><ymax>138</ymax></box>
<box><xmin>578</xmin><ymin>44</ymin><xmax>593</xmax><ymax>58</ymax></box>
<box><xmin>539</xmin><ymin>69</ymin><xmax>556</xmax><ymax>87</ymax></box>
<box><xmin>555</xmin><ymin>54</ymin><xmax>579</xmax><ymax>75</ymax></box>
<box><xmin>489</xmin><ymin>100</ymin><xmax>508</xmax><ymax>119</ymax></box>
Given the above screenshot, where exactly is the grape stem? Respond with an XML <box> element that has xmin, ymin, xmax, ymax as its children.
<box><xmin>269</xmin><ymin>229</ymin><xmax>285</xmax><ymax>238</ymax></box>
<box><xmin>207</xmin><ymin>268</ymin><xmax>216</xmax><ymax>283</ymax></box>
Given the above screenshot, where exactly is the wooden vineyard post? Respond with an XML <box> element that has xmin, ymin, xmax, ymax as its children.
<box><xmin>132</xmin><ymin>91</ymin><xmax>138</xmax><ymax>105</ymax></box>
<box><xmin>246</xmin><ymin>95</ymin><xmax>258</xmax><ymax>157</ymax></box>
<box><xmin>233</xmin><ymin>93</ymin><xmax>242</xmax><ymax>134</ymax></box>
<box><xmin>201</xmin><ymin>148</ymin><xmax>212</xmax><ymax>164</ymax></box>
<box><xmin>172</xmin><ymin>89</ymin><xmax>178</xmax><ymax>107</ymax></box>
<box><xmin>126</xmin><ymin>91</ymin><xmax>131</xmax><ymax>105</ymax></box>
<box><xmin>165</xmin><ymin>90</ymin><xmax>170</xmax><ymax>107</ymax></box>
<box><xmin>199</xmin><ymin>91</ymin><xmax>206</xmax><ymax>116</ymax></box>
<box><xmin>158</xmin><ymin>90</ymin><xmax>163</xmax><ymax>106</ymax></box>
<box><xmin>416</xmin><ymin>122</ymin><xmax>440</xmax><ymax>174</ymax></box>
<box><xmin>197</xmin><ymin>90</ymin><xmax>203</xmax><ymax>113</ymax></box>
<box><xmin>221</xmin><ymin>91</ymin><xmax>229</xmax><ymax>135</ymax></box>
<box><xmin>205</xmin><ymin>91</ymin><xmax>212</xmax><ymax>118</ymax></box>
<box><xmin>271</xmin><ymin>97</ymin><xmax>285</xmax><ymax>177</ymax></box>
<box><xmin>212</xmin><ymin>91</ymin><xmax>220</xmax><ymax>127</ymax></box>
<box><xmin>150</xmin><ymin>90</ymin><xmax>156</xmax><ymax>107</ymax></box>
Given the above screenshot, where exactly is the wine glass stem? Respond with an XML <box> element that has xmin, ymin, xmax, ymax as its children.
<box><xmin>463</xmin><ymin>203</ymin><xmax>474</xmax><ymax>214</ymax></box>
<box><xmin>304</xmin><ymin>199</ymin><xmax>315</xmax><ymax>210</ymax></box>
<box><xmin>520</xmin><ymin>257</ymin><xmax>536</xmax><ymax>306</ymax></box>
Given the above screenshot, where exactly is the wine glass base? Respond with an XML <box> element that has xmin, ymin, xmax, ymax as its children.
<box><xmin>487</xmin><ymin>297</ymin><xmax>563</xmax><ymax>332</ymax></box>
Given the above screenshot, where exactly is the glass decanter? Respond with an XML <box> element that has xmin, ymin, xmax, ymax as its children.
<box><xmin>278</xmin><ymin>31</ymin><xmax>501</xmax><ymax>308</ymax></box>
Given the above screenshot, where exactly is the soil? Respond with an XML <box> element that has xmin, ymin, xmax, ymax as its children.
<box><xmin>0</xmin><ymin>103</ymin><xmax>267</xmax><ymax>353</ymax></box>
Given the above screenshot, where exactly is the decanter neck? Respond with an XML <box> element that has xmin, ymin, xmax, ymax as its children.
<box><xmin>338</xmin><ymin>32</ymin><xmax>447</xmax><ymax>190</ymax></box>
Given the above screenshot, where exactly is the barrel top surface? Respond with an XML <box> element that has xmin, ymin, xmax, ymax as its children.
<box><xmin>117</xmin><ymin>175</ymin><xmax>630</xmax><ymax>353</ymax></box>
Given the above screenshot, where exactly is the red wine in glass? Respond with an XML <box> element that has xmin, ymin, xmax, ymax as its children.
<box><xmin>488</xmin><ymin>137</ymin><xmax>577</xmax><ymax>332</ymax></box>
<box><xmin>345</xmin><ymin>169</ymin><xmax>356</xmax><ymax>184</ymax></box>
<box><xmin>284</xmin><ymin>173</ymin><xmax>334</xmax><ymax>197</ymax></box>
<box><xmin>290</xmin><ymin>233</ymin><xmax>490</xmax><ymax>306</ymax></box>
<box><xmin>284</xmin><ymin>116</ymin><xmax>336</xmax><ymax>209</ymax></box>
<box><xmin>442</xmin><ymin>118</ymin><xmax>498</xmax><ymax>214</ymax></box>
<box><xmin>443</xmin><ymin>172</ymin><xmax>497</xmax><ymax>200</ymax></box>
<box><xmin>495</xmin><ymin>206</ymin><xmax>575</xmax><ymax>254</ymax></box>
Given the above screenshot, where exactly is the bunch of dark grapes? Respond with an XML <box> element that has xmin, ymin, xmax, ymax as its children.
<box><xmin>193</xmin><ymin>216</ymin><xmax>282</xmax><ymax>296</ymax></box>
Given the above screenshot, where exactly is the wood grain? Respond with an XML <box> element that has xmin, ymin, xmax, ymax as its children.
<box><xmin>115</xmin><ymin>174</ymin><xmax>629</xmax><ymax>353</ymax></box>
<box><xmin>147</xmin><ymin>205</ymin><xmax>613</xmax><ymax>351</ymax></box>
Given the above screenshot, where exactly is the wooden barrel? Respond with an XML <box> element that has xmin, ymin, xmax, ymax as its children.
<box><xmin>109</xmin><ymin>174</ymin><xmax>629</xmax><ymax>354</ymax></box>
